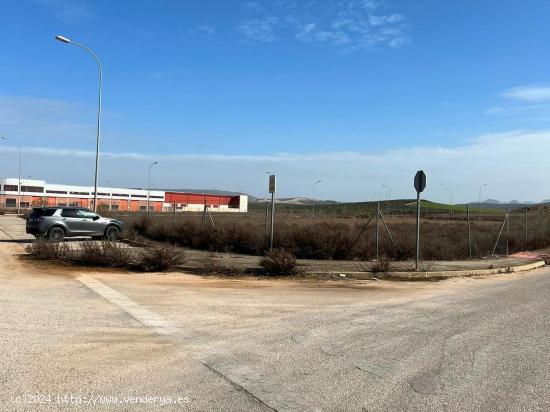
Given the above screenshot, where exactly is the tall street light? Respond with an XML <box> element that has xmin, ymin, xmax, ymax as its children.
<box><xmin>312</xmin><ymin>180</ymin><xmax>322</xmax><ymax>215</ymax></box>
<box><xmin>55</xmin><ymin>35</ymin><xmax>102</xmax><ymax>213</ymax></box>
<box><xmin>1</xmin><ymin>136</ymin><xmax>22</xmax><ymax>214</ymax></box>
<box><xmin>446</xmin><ymin>187</ymin><xmax>454</xmax><ymax>219</ymax></box>
<box><xmin>381</xmin><ymin>184</ymin><xmax>391</xmax><ymax>216</ymax></box>
<box><xmin>147</xmin><ymin>161</ymin><xmax>158</xmax><ymax>214</ymax></box>
<box><xmin>106</xmin><ymin>179</ymin><xmax>113</xmax><ymax>212</ymax></box>
<box><xmin>478</xmin><ymin>183</ymin><xmax>487</xmax><ymax>216</ymax></box>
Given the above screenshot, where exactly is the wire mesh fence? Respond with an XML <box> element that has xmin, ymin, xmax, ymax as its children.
<box><xmin>5</xmin><ymin>200</ymin><xmax>550</xmax><ymax>261</ymax></box>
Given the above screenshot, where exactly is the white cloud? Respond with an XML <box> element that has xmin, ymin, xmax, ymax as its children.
<box><xmin>3</xmin><ymin>130</ymin><xmax>550</xmax><ymax>202</ymax></box>
<box><xmin>485</xmin><ymin>85</ymin><xmax>550</xmax><ymax>122</ymax></box>
<box><xmin>197</xmin><ymin>25</ymin><xmax>215</xmax><ymax>35</ymax></box>
<box><xmin>237</xmin><ymin>0</ymin><xmax>410</xmax><ymax>51</ymax></box>
<box><xmin>501</xmin><ymin>85</ymin><xmax>550</xmax><ymax>103</ymax></box>
<box><xmin>368</xmin><ymin>13</ymin><xmax>403</xmax><ymax>26</ymax></box>
<box><xmin>237</xmin><ymin>16</ymin><xmax>279</xmax><ymax>42</ymax></box>
<box><xmin>30</xmin><ymin>0</ymin><xmax>94</xmax><ymax>23</ymax></box>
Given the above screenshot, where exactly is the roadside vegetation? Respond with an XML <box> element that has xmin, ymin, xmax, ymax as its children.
<box><xmin>25</xmin><ymin>239</ymin><xmax>185</xmax><ymax>272</ymax></box>
<box><xmin>260</xmin><ymin>249</ymin><xmax>302</xmax><ymax>276</ymax></box>
<box><xmin>122</xmin><ymin>209</ymin><xmax>550</xmax><ymax>261</ymax></box>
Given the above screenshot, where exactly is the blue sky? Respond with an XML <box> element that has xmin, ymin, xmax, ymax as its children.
<box><xmin>1</xmin><ymin>0</ymin><xmax>550</xmax><ymax>202</ymax></box>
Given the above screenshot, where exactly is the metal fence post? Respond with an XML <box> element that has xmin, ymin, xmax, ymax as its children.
<box><xmin>467</xmin><ymin>204</ymin><xmax>472</xmax><ymax>259</ymax></box>
<box><xmin>524</xmin><ymin>208</ymin><xmax>527</xmax><ymax>250</ymax></box>
<box><xmin>541</xmin><ymin>207</ymin><xmax>543</xmax><ymax>239</ymax></box>
<box><xmin>506</xmin><ymin>209</ymin><xmax>509</xmax><ymax>256</ymax></box>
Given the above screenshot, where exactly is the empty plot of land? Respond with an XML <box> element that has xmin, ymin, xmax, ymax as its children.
<box><xmin>1</xmin><ymin>215</ymin><xmax>550</xmax><ymax>410</ymax></box>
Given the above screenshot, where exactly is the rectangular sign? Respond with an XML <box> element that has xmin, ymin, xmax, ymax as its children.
<box><xmin>269</xmin><ymin>174</ymin><xmax>276</xmax><ymax>193</ymax></box>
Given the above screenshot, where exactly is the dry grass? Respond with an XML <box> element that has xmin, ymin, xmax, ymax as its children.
<box><xmin>26</xmin><ymin>239</ymin><xmax>185</xmax><ymax>272</ymax></box>
<box><xmin>120</xmin><ymin>210</ymin><xmax>550</xmax><ymax>261</ymax></box>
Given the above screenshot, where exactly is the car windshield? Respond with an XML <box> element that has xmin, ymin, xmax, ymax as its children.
<box><xmin>29</xmin><ymin>208</ymin><xmax>56</xmax><ymax>217</ymax></box>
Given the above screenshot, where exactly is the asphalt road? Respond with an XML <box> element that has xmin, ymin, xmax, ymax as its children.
<box><xmin>1</xmin><ymin>215</ymin><xmax>550</xmax><ymax>411</ymax></box>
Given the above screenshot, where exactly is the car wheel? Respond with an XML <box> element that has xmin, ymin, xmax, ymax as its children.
<box><xmin>48</xmin><ymin>227</ymin><xmax>65</xmax><ymax>242</ymax></box>
<box><xmin>104</xmin><ymin>226</ymin><xmax>121</xmax><ymax>241</ymax></box>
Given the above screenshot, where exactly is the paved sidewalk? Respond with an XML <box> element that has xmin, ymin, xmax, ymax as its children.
<box><xmin>179</xmin><ymin>245</ymin><xmax>544</xmax><ymax>278</ymax></box>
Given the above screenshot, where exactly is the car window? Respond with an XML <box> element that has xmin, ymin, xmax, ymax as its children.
<box><xmin>30</xmin><ymin>208</ymin><xmax>56</xmax><ymax>217</ymax></box>
<box><xmin>77</xmin><ymin>209</ymin><xmax>98</xmax><ymax>219</ymax></box>
<box><xmin>60</xmin><ymin>209</ymin><xmax>79</xmax><ymax>218</ymax></box>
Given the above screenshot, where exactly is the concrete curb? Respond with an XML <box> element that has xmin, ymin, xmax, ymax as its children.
<box><xmin>174</xmin><ymin>260</ymin><xmax>546</xmax><ymax>281</ymax></box>
<box><xmin>337</xmin><ymin>259</ymin><xmax>546</xmax><ymax>281</ymax></box>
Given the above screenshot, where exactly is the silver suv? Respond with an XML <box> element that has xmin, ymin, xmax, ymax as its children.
<box><xmin>26</xmin><ymin>207</ymin><xmax>123</xmax><ymax>241</ymax></box>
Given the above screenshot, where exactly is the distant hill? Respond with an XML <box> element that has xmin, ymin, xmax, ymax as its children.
<box><xmin>157</xmin><ymin>188</ymin><xmax>247</xmax><ymax>197</ymax></box>
<box><xmin>251</xmin><ymin>196</ymin><xmax>340</xmax><ymax>205</ymax></box>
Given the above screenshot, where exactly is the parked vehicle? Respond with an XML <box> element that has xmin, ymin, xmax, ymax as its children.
<box><xmin>26</xmin><ymin>207</ymin><xmax>123</xmax><ymax>241</ymax></box>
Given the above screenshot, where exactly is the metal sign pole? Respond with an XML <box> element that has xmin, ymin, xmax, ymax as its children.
<box><xmin>415</xmin><ymin>191</ymin><xmax>421</xmax><ymax>270</ymax></box>
<box><xmin>270</xmin><ymin>192</ymin><xmax>275</xmax><ymax>251</ymax></box>
<box><xmin>413</xmin><ymin>170</ymin><xmax>426</xmax><ymax>271</ymax></box>
<box><xmin>268</xmin><ymin>174</ymin><xmax>276</xmax><ymax>251</ymax></box>
<box><xmin>265</xmin><ymin>201</ymin><xmax>270</xmax><ymax>237</ymax></box>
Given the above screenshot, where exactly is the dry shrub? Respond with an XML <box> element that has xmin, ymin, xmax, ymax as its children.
<box><xmin>371</xmin><ymin>259</ymin><xmax>390</xmax><ymax>274</ymax></box>
<box><xmin>26</xmin><ymin>239</ymin><xmax>70</xmax><ymax>260</ymax></box>
<box><xmin>260</xmin><ymin>249</ymin><xmax>301</xmax><ymax>276</ymax></box>
<box><xmin>121</xmin><ymin>212</ymin><xmax>550</xmax><ymax>261</ymax></box>
<box><xmin>139</xmin><ymin>244</ymin><xmax>186</xmax><ymax>272</ymax></box>
<box><xmin>78</xmin><ymin>241</ymin><xmax>132</xmax><ymax>268</ymax></box>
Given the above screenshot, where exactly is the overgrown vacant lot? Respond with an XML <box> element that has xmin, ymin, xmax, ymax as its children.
<box><xmin>121</xmin><ymin>208</ymin><xmax>550</xmax><ymax>261</ymax></box>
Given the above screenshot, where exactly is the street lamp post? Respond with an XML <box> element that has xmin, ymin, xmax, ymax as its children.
<box><xmin>147</xmin><ymin>161</ymin><xmax>158</xmax><ymax>214</ymax></box>
<box><xmin>106</xmin><ymin>179</ymin><xmax>112</xmax><ymax>212</ymax></box>
<box><xmin>1</xmin><ymin>136</ymin><xmax>22</xmax><ymax>214</ymax></box>
<box><xmin>312</xmin><ymin>180</ymin><xmax>322</xmax><ymax>215</ymax></box>
<box><xmin>55</xmin><ymin>35</ymin><xmax>102</xmax><ymax>213</ymax></box>
<box><xmin>446</xmin><ymin>187</ymin><xmax>454</xmax><ymax>220</ymax></box>
<box><xmin>478</xmin><ymin>183</ymin><xmax>487</xmax><ymax>217</ymax></box>
<box><xmin>381</xmin><ymin>184</ymin><xmax>391</xmax><ymax>216</ymax></box>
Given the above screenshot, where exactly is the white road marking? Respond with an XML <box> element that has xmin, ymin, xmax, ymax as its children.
<box><xmin>78</xmin><ymin>274</ymin><xmax>281</xmax><ymax>410</ymax></box>
<box><xmin>78</xmin><ymin>275</ymin><xmax>179</xmax><ymax>336</ymax></box>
